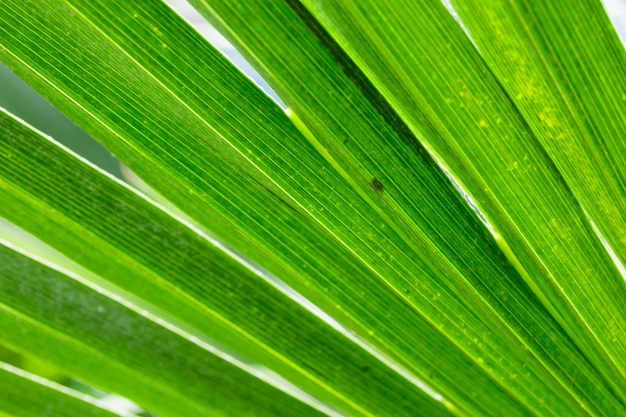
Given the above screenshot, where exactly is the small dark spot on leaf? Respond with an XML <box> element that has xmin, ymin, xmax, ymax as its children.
<box><xmin>361</xmin><ymin>366</ymin><xmax>371</xmax><ymax>373</ymax></box>
<box><xmin>370</xmin><ymin>178</ymin><xmax>384</xmax><ymax>193</ymax></box>
<box><xmin>302</xmin><ymin>363</ymin><xmax>325</xmax><ymax>379</ymax></box>
<box><xmin>243</xmin><ymin>172</ymin><xmax>301</xmax><ymax>215</ymax></box>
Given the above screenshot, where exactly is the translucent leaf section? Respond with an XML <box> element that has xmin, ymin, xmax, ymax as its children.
<box><xmin>0</xmin><ymin>109</ymin><xmax>452</xmax><ymax>416</ymax></box>
<box><xmin>298</xmin><ymin>0</ymin><xmax>626</xmax><ymax>405</ymax></box>
<box><xmin>0</xmin><ymin>240</ymin><xmax>333</xmax><ymax>417</ymax></box>
<box><xmin>0</xmin><ymin>363</ymin><xmax>124</xmax><ymax>417</ymax></box>
<box><xmin>449</xmin><ymin>0</ymin><xmax>626</xmax><ymax>293</ymax></box>
<box><xmin>187</xmin><ymin>1</ymin><xmax>626</xmax><ymax>416</ymax></box>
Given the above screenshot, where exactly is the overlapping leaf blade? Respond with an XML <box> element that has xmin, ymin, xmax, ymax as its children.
<box><xmin>0</xmin><ymin>1</ymin><xmax>564</xmax><ymax>415</ymax></box>
<box><xmin>294</xmin><ymin>0</ymin><xmax>626</xmax><ymax>407</ymax></box>
<box><xmin>0</xmin><ymin>0</ymin><xmax>624</xmax><ymax>416</ymax></box>
<box><xmin>0</xmin><ymin>363</ymin><xmax>124</xmax><ymax>417</ymax></box>
<box><xmin>0</xmin><ymin>239</ymin><xmax>330</xmax><ymax>417</ymax></box>
<box><xmin>448</xmin><ymin>0</ymin><xmax>626</xmax><ymax>296</ymax></box>
<box><xmin>188</xmin><ymin>0</ymin><xmax>626</xmax><ymax>415</ymax></box>
<box><xmin>0</xmin><ymin>1</ymin><xmax>506</xmax><ymax>416</ymax></box>
<box><xmin>0</xmin><ymin>109</ymin><xmax>454</xmax><ymax>416</ymax></box>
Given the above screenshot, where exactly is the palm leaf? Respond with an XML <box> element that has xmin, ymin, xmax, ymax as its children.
<box><xmin>0</xmin><ymin>109</ymin><xmax>450</xmax><ymax>416</ymax></box>
<box><xmin>0</xmin><ymin>362</ymin><xmax>125</xmax><ymax>417</ymax></box>
<box><xmin>0</xmin><ymin>238</ymin><xmax>334</xmax><ymax>416</ymax></box>
<box><xmin>292</xmin><ymin>0</ymin><xmax>626</xmax><ymax>403</ymax></box>
<box><xmin>0</xmin><ymin>0</ymin><xmax>624</xmax><ymax>416</ymax></box>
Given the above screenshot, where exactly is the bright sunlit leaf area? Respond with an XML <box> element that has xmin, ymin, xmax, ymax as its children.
<box><xmin>0</xmin><ymin>0</ymin><xmax>625</xmax><ymax>416</ymax></box>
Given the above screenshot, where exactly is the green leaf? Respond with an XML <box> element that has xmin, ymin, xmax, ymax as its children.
<box><xmin>1</xmin><ymin>0</ymin><xmax>625</xmax><ymax>416</ymax></box>
<box><xmin>0</xmin><ymin>239</ymin><xmax>331</xmax><ymax>417</ymax></box>
<box><xmin>0</xmin><ymin>1</ymin><xmax>563</xmax><ymax>415</ymax></box>
<box><xmin>187</xmin><ymin>1</ymin><xmax>626</xmax><ymax>415</ymax></box>
<box><xmin>0</xmin><ymin>109</ymin><xmax>452</xmax><ymax>416</ymax></box>
<box><xmin>448</xmin><ymin>0</ymin><xmax>626</xmax><ymax>313</ymax></box>
<box><xmin>293</xmin><ymin>0</ymin><xmax>626</xmax><ymax>406</ymax></box>
<box><xmin>0</xmin><ymin>362</ymin><xmax>124</xmax><ymax>417</ymax></box>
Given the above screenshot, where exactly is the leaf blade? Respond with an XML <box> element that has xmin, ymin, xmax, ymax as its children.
<box><xmin>0</xmin><ymin>363</ymin><xmax>125</xmax><ymax>417</ymax></box>
<box><xmin>0</xmin><ymin>106</ymin><xmax>453</xmax><ymax>416</ymax></box>
<box><xmin>296</xmin><ymin>0</ymin><xmax>626</xmax><ymax>408</ymax></box>
<box><xmin>188</xmin><ymin>1</ymin><xmax>626</xmax><ymax>415</ymax></box>
<box><xmin>0</xmin><ymin>240</ymin><xmax>331</xmax><ymax>417</ymax></box>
